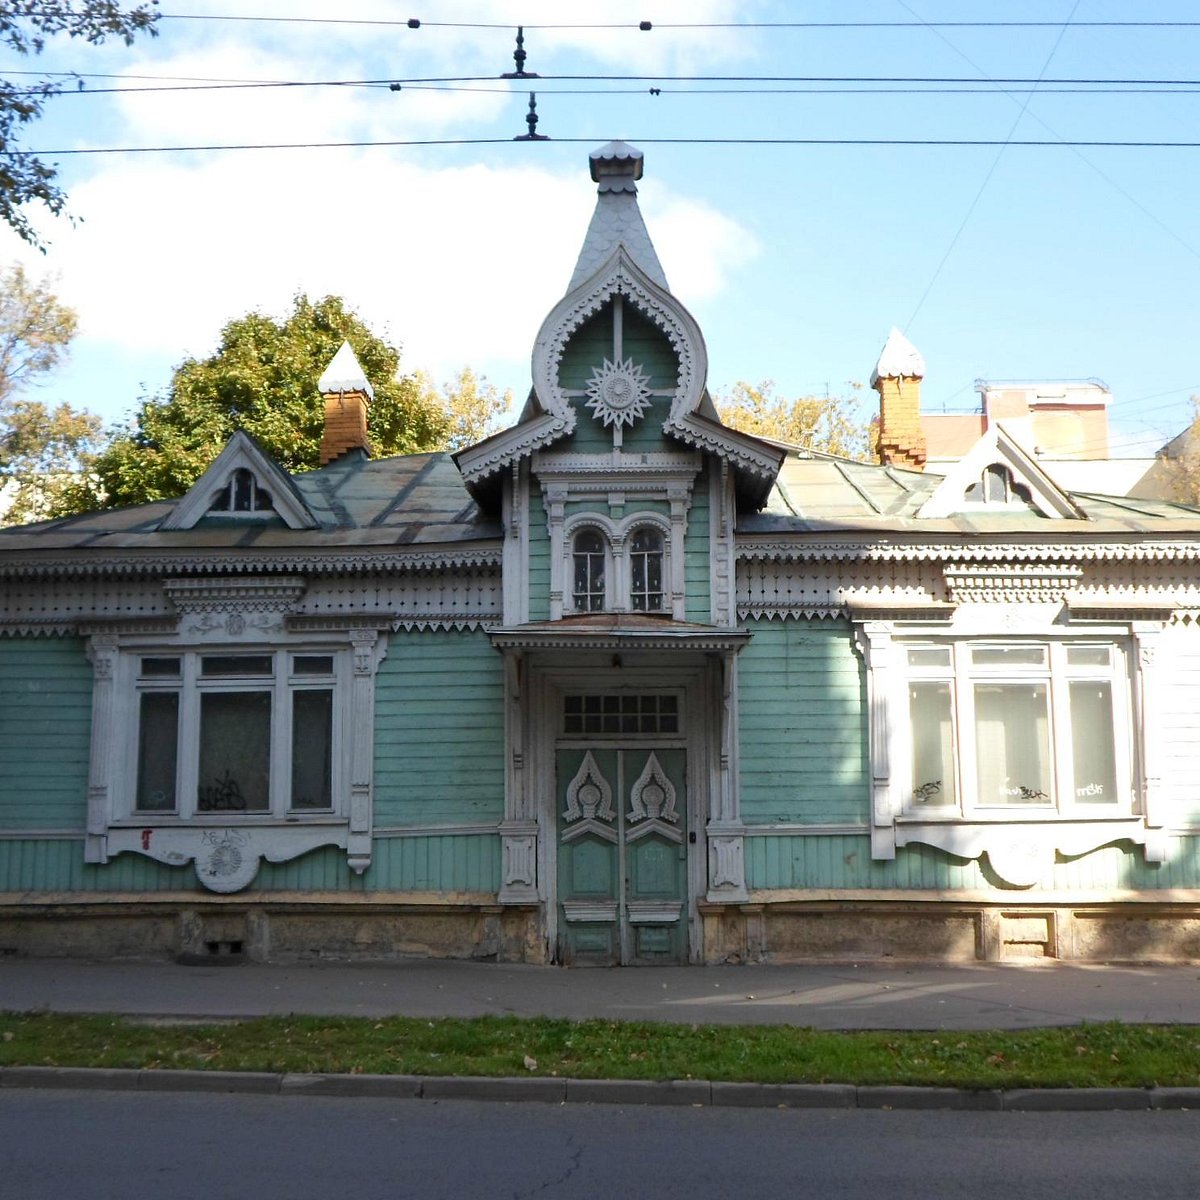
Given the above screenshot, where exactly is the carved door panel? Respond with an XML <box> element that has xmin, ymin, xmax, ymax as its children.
<box><xmin>557</xmin><ymin>746</ymin><xmax>687</xmax><ymax>965</ymax></box>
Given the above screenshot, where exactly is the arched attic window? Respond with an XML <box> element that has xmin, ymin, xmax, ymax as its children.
<box><xmin>964</xmin><ymin>463</ymin><xmax>1034</xmax><ymax>510</ymax></box>
<box><xmin>208</xmin><ymin>468</ymin><xmax>275</xmax><ymax>516</ymax></box>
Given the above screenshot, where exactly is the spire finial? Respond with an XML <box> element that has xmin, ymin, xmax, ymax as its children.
<box><xmin>514</xmin><ymin>92</ymin><xmax>549</xmax><ymax>141</ymax></box>
<box><xmin>501</xmin><ymin>25</ymin><xmax>539</xmax><ymax>79</ymax></box>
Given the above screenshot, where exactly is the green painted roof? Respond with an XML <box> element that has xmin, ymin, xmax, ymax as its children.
<box><xmin>0</xmin><ymin>451</ymin><xmax>500</xmax><ymax>560</ymax></box>
<box><xmin>741</xmin><ymin>451</ymin><xmax>1200</xmax><ymax>539</ymax></box>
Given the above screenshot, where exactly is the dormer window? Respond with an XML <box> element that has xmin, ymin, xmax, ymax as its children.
<box><xmin>208</xmin><ymin>468</ymin><xmax>275</xmax><ymax>516</ymax></box>
<box><xmin>964</xmin><ymin>464</ymin><xmax>1033</xmax><ymax>509</ymax></box>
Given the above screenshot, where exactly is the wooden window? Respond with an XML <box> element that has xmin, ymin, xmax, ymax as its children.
<box><xmin>572</xmin><ymin>529</ymin><xmax>607</xmax><ymax>612</ymax></box>
<box><xmin>131</xmin><ymin>648</ymin><xmax>340</xmax><ymax>819</ymax></box>
<box><xmin>902</xmin><ymin>640</ymin><xmax>1131</xmax><ymax>817</ymax></box>
<box><xmin>629</xmin><ymin>527</ymin><xmax>664</xmax><ymax>612</ymax></box>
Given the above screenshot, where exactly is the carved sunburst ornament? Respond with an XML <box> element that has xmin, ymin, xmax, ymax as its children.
<box><xmin>585</xmin><ymin>357</ymin><xmax>653</xmax><ymax>428</ymax></box>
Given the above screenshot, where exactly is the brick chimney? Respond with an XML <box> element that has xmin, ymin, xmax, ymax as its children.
<box><xmin>872</xmin><ymin>327</ymin><xmax>927</xmax><ymax>469</ymax></box>
<box><xmin>317</xmin><ymin>341</ymin><xmax>374</xmax><ymax>465</ymax></box>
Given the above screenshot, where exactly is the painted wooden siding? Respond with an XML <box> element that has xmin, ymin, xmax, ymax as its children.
<box><xmin>746</xmin><ymin>834</ymin><xmax>1200</xmax><ymax>892</ymax></box>
<box><xmin>684</xmin><ymin>466</ymin><xmax>710</xmax><ymax>621</ymax></box>
<box><xmin>0</xmin><ymin>636</ymin><xmax>91</xmax><ymax>831</ymax></box>
<box><xmin>738</xmin><ymin>618</ymin><xmax>869</xmax><ymax>824</ymax></box>
<box><xmin>373</xmin><ymin>628</ymin><xmax>505</xmax><ymax>826</ymax></box>
<box><xmin>1159</xmin><ymin>625</ymin><xmax>1200</xmax><ymax>825</ymax></box>
<box><xmin>0</xmin><ymin>835</ymin><xmax>500</xmax><ymax>895</ymax></box>
<box><xmin>557</xmin><ymin>309</ymin><xmax>612</xmax><ymax>390</ymax></box>
<box><xmin>622</xmin><ymin>306</ymin><xmax>678</xmax><ymax>391</ymax></box>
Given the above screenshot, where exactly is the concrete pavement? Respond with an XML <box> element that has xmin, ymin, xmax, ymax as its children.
<box><xmin>3</xmin><ymin>956</ymin><xmax>1200</xmax><ymax>1029</ymax></box>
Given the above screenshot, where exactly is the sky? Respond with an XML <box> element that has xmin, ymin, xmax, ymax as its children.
<box><xmin>6</xmin><ymin>0</ymin><xmax>1200</xmax><ymax>459</ymax></box>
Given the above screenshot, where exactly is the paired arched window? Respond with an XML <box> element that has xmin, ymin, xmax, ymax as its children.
<box><xmin>208</xmin><ymin>468</ymin><xmax>274</xmax><ymax>516</ymax></box>
<box><xmin>570</xmin><ymin>524</ymin><xmax>665</xmax><ymax>614</ymax></box>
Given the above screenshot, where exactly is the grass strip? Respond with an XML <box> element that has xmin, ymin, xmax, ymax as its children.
<box><xmin>5</xmin><ymin>1013</ymin><xmax>1200</xmax><ymax>1089</ymax></box>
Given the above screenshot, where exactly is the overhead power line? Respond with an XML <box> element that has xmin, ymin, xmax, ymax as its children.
<box><xmin>156</xmin><ymin>15</ymin><xmax>1200</xmax><ymax>30</ymax></box>
<box><xmin>23</xmin><ymin>137</ymin><xmax>1200</xmax><ymax>157</ymax></box>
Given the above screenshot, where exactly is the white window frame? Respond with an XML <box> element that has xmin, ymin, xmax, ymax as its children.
<box><xmin>84</xmin><ymin>616</ymin><xmax>386</xmax><ymax>889</ymax></box>
<box><xmin>562</xmin><ymin>512</ymin><xmax>675</xmax><ymax>617</ymax></box>
<box><xmin>124</xmin><ymin>646</ymin><xmax>350</xmax><ymax>822</ymax></box>
<box><xmin>898</xmin><ymin>638</ymin><xmax>1134</xmax><ymax>820</ymax></box>
<box><xmin>855</xmin><ymin>617</ymin><xmax>1167</xmax><ymax>886</ymax></box>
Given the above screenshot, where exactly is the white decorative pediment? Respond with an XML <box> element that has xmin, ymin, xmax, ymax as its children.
<box><xmin>160</xmin><ymin>431</ymin><xmax>319</xmax><ymax>531</ymax></box>
<box><xmin>627</xmin><ymin>752</ymin><xmax>682</xmax><ymax>844</ymax></box>
<box><xmin>918</xmin><ymin>423</ymin><xmax>1087</xmax><ymax>520</ymax></box>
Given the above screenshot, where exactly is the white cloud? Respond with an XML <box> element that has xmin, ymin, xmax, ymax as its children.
<box><xmin>20</xmin><ymin>150</ymin><xmax>754</xmax><ymax>387</ymax></box>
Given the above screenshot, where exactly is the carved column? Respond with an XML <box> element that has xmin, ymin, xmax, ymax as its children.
<box><xmin>706</xmin><ymin>651</ymin><xmax>748</xmax><ymax>902</ymax></box>
<box><xmin>499</xmin><ymin>650</ymin><xmax>539</xmax><ymax>902</ymax></box>
<box><xmin>84</xmin><ymin>633</ymin><xmax>119</xmax><ymax>864</ymax></box>
<box><xmin>346</xmin><ymin>627</ymin><xmax>387</xmax><ymax>874</ymax></box>
<box><xmin>854</xmin><ymin>622</ymin><xmax>898</xmax><ymax>860</ymax></box>
<box><xmin>668</xmin><ymin>483</ymin><xmax>689</xmax><ymax>620</ymax></box>
<box><xmin>544</xmin><ymin>484</ymin><xmax>567</xmax><ymax>621</ymax></box>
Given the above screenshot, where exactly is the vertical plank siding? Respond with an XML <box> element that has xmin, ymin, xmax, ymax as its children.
<box><xmin>745</xmin><ymin>834</ymin><xmax>1200</xmax><ymax>892</ymax></box>
<box><xmin>373</xmin><ymin>628</ymin><xmax>505</xmax><ymax>827</ymax></box>
<box><xmin>738</xmin><ymin>618</ymin><xmax>869</xmax><ymax>825</ymax></box>
<box><xmin>0</xmin><ymin>637</ymin><xmax>91</xmax><ymax>830</ymax></box>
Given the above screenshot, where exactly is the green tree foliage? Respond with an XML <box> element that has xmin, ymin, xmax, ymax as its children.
<box><xmin>716</xmin><ymin>380</ymin><xmax>870</xmax><ymax>459</ymax></box>
<box><xmin>0</xmin><ymin>263</ymin><xmax>102</xmax><ymax>524</ymax></box>
<box><xmin>86</xmin><ymin>294</ymin><xmax>511</xmax><ymax>509</ymax></box>
<box><xmin>1</xmin><ymin>2</ymin><xmax>159</xmax><ymax>248</ymax></box>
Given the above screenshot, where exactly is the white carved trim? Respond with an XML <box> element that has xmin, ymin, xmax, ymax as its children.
<box><xmin>107</xmin><ymin>824</ymin><xmax>350</xmax><ymax>893</ymax></box>
<box><xmin>736</xmin><ymin>540</ymin><xmax>1200</xmax><ymax>564</ymax></box>
<box><xmin>454</xmin><ymin>411</ymin><xmax>571</xmax><ymax>486</ymax></box>
<box><xmin>626</xmin><ymin>901</ymin><xmax>683</xmax><ymax>923</ymax></box>
<box><xmin>164</xmin><ymin>576</ymin><xmax>307</xmax><ymax>614</ymax></box>
<box><xmin>563</xmin><ymin>900</ymin><xmax>619</xmax><ymax>922</ymax></box>
<box><xmin>532</xmin><ymin>246</ymin><xmax>707</xmax><ymax>428</ymax></box>
<box><xmin>563</xmin><ymin>750</ymin><xmax>615</xmax><ymax>823</ymax></box>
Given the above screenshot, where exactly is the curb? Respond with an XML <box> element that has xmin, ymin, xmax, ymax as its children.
<box><xmin>3</xmin><ymin>1066</ymin><xmax>1199</xmax><ymax>1111</ymax></box>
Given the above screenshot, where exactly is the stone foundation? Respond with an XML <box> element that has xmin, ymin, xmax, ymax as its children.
<box><xmin>0</xmin><ymin>898</ymin><xmax>546</xmax><ymax>965</ymax></box>
<box><xmin>6</xmin><ymin>896</ymin><xmax>1200</xmax><ymax>965</ymax></box>
<box><xmin>701</xmin><ymin>900</ymin><xmax>1200</xmax><ymax>964</ymax></box>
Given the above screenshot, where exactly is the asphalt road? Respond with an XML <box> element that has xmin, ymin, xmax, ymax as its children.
<box><xmin>4</xmin><ymin>1090</ymin><xmax>1199</xmax><ymax>1200</ymax></box>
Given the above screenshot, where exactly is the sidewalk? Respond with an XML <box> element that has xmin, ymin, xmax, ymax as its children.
<box><xmin>3</xmin><ymin>956</ymin><xmax>1200</xmax><ymax>1029</ymax></box>
<box><xmin>5</xmin><ymin>958</ymin><xmax>1200</xmax><ymax>1112</ymax></box>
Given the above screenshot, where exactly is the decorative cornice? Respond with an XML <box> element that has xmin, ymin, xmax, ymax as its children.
<box><xmin>736</xmin><ymin>540</ymin><xmax>1200</xmax><ymax>564</ymax></box>
<box><xmin>454</xmin><ymin>412</ymin><xmax>571</xmax><ymax>486</ymax></box>
<box><xmin>164</xmin><ymin>576</ymin><xmax>307</xmax><ymax>614</ymax></box>
<box><xmin>665</xmin><ymin>414</ymin><xmax>782</xmax><ymax>482</ymax></box>
<box><xmin>0</xmin><ymin>545</ymin><xmax>504</xmax><ymax>580</ymax></box>
<box><xmin>944</xmin><ymin>562</ymin><xmax>1083</xmax><ymax>604</ymax></box>
<box><xmin>488</xmin><ymin>624</ymin><xmax>750</xmax><ymax>652</ymax></box>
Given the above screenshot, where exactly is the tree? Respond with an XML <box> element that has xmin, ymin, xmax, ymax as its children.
<box><xmin>716</xmin><ymin>380</ymin><xmax>870</xmax><ymax>459</ymax></box>
<box><xmin>1</xmin><ymin>2</ymin><xmax>159</xmax><ymax>248</ymax></box>
<box><xmin>1155</xmin><ymin>395</ymin><xmax>1200</xmax><ymax>506</ymax></box>
<box><xmin>85</xmin><ymin>294</ymin><xmax>511</xmax><ymax>509</ymax></box>
<box><xmin>412</xmin><ymin>366</ymin><xmax>511</xmax><ymax>452</ymax></box>
<box><xmin>0</xmin><ymin>263</ymin><xmax>102</xmax><ymax>524</ymax></box>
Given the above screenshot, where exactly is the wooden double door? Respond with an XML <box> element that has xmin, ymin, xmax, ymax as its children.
<box><xmin>556</xmin><ymin>742</ymin><xmax>689</xmax><ymax>965</ymax></box>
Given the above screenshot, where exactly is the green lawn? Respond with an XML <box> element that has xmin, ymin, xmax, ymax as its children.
<box><xmin>4</xmin><ymin>1013</ymin><xmax>1200</xmax><ymax>1089</ymax></box>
